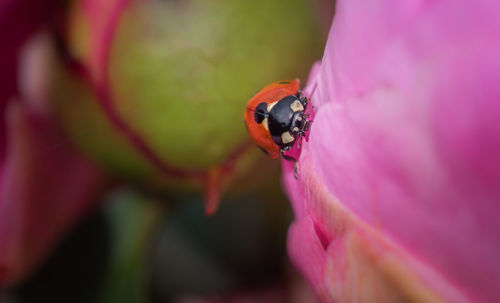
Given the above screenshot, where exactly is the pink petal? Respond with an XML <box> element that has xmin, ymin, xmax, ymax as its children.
<box><xmin>285</xmin><ymin>0</ymin><xmax>500</xmax><ymax>301</ymax></box>
<box><xmin>0</xmin><ymin>0</ymin><xmax>56</xmax><ymax>164</ymax></box>
<box><xmin>0</xmin><ymin>103</ymin><xmax>106</xmax><ymax>285</ymax></box>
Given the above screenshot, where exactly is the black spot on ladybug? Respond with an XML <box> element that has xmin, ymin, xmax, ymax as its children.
<box><xmin>279</xmin><ymin>81</ymin><xmax>290</xmax><ymax>84</ymax></box>
<box><xmin>254</xmin><ymin>102</ymin><xmax>268</xmax><ymax>124</ymax></box>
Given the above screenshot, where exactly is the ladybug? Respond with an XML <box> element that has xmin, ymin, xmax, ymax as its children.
<box><xmin>244</xmin><ymin>79</ymin><xmax>311</xmax><ymax>173</ymax></box>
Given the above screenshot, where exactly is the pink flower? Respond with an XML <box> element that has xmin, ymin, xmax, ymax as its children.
<box><xmin>285</xmin><ymin>0</ymin><xmax>500</xmax><ymax>302</ymax></box>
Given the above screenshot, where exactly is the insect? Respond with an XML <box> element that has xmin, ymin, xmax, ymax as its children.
<box><xmin>244</xmin><ymin>79</ymin><xmax>312</xmax><ymax>176</ymax></box>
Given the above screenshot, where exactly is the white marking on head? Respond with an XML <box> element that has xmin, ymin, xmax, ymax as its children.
<box><xmin>293</xmin><ymin>127</ymin><xmax>299</xmax><ymax>132</ymax></box>
<box><xmin>290</xmin><ymin>100</ymin><xmax>304</xmax><ymax>112</ymax></box>
<box><xmin>281</xmin><ymin>131</ymin><xmax>295</xmax><ymax>144</ymax></box>
<box><xmin>267</xmin><ymin>101</ymin><xmax>278</xmax><ymax>112</ymax></box>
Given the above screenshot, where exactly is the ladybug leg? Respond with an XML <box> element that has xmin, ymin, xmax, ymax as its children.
<box><xmin>299</xmin><ymin>96</ymin><xmax>308</xmax><ymax>107</ymax></box>
<box><xmin>282</xmin><ymin>144</ymin><xmax>292</xmax><ymax>152</ymax></box>
<box><xmin>303</xmin><ymin>119</ymin><xmax>310</xmax><ymax>132</ymax></box>
<box><xmin>281</xmin><ymin>148</ymin><xmax>300</xmax><ymax>179</ymax></box>
<box><xmin>302</xmin><ymin>110</ymin><xmax>313</xmax><ymax>134</ymax></box>
<box><xmin>280</xmin><ymin>148</ymin><xmax>296</xmax><ymax>161</ymax></box>
<box><xmin>281</xmin><ymin>153</ymin><xmax>296</xmax><ymax>162</ymax></box>
<box><xmin>297</xmin><ymin>132</ymin><xmax>304</xmax><ymax>149</ymax></box>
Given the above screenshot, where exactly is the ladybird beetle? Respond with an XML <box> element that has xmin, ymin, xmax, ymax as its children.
<box><xmin>244</xmin><ymin>79</ymin><xmax>311</xmax><ymax>175</ymax></box>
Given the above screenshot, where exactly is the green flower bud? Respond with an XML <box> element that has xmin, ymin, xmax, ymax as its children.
<box><xmin>50</xmin><ymin>0</ymin><xmax>323</xmax><ymax>213</ymax></box>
